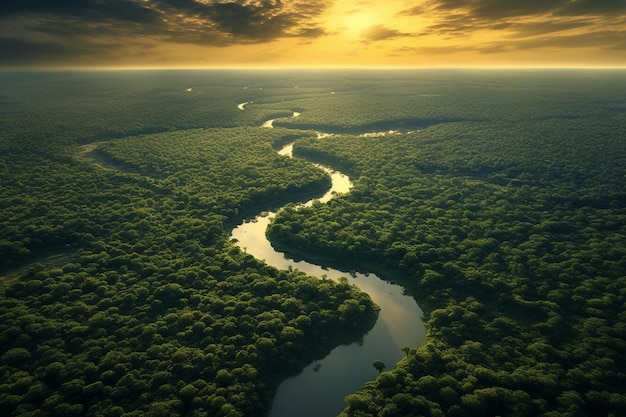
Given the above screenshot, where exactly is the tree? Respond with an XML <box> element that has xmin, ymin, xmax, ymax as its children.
<box><xmin>373</xmin><ymin>360</ymin><xmax>386</xmax><ymax>373</ymax></box>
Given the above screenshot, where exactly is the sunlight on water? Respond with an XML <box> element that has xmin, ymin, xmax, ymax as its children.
<box><xmin>231</xmin><ymin>144</ymin><xmax>425</xmax><ymax>417</ymax></box>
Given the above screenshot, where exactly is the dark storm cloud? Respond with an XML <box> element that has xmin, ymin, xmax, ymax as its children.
<box><xmin>0</xmin><ymin>0</ymin><xmax>331</xmax><ymax>65</ymax></box>
<box><xmin>0</xmin><ymin>0</ymin><xmax>161</xmax><ymax>23</ymax></box>
<box><xmin>0</xmin><ymin>0</ymin><xmax>331</xmax><ymax>41</ymax></box>
<box><xmin>198</xmin><ymin>1</ymin><xmax>304</xmax><ymax>40</ymax></box>
<box><xmin>196</xmin><ymin>0</ymin><xmax>330</xmax><ymax>42</ymax></box>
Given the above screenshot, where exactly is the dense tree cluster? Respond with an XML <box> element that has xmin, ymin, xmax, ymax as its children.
<box><xmin>1</xmin><ymin>248</ymin><xmax>377</xmax><ymax>417</ymax></box>
<box><xmin>0</xmin><ymin>72</ymin><xmax>378</xmax><ymax>417</ymax></box>
<box><xmin>276</xmin><ymin>70</ymin><xmax>626</xmax><ymax>134</ymax></box>
<box><xmin>0</xmin><ymin>70</ymin><xmax>330</xmax><ymax>150</ymax></box>
<box><xmin>2</xmin><ymin>69</ymin><xmax>625</xmax><ymax>417</ymax></box>
<box><xmin>266</xmin><ymin>73</ymin><xmax>626</xmax><ymax>416</ymax></box>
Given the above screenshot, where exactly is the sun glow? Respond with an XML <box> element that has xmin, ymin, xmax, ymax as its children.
<box><xmin>343</xmin><ymin>11</ymin><xmax>377</xmax><ymax>35</ymax></box>
<box><xmin>2</xmin><ymin>0</ymin><xmax>626</xmax><ymax>69</ymax></box>
<box><xmin>324</xmin><ymin>0</ymin><xmax>389</xmax><ymax>38</ymax></box>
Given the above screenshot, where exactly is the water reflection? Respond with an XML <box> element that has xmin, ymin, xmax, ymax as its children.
<box><xmin>230</xmin><ymin>145</ymin><xmax>425</xmax><ymax>417</ymax></box>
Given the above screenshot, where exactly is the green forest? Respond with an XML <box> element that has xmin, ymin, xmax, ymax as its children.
<box><xmin>1</xmin><ymin>69</ymin><xmax>625</xmax><ymax>417</ymax></box>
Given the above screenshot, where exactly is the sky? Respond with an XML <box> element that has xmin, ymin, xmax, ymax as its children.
<box><xmin>1</xmin><ymin>0</ymin><xmax>626</xmax><ymax>69</ymax></box>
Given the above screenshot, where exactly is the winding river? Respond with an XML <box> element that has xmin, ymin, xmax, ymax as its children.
<box><xmin>232</xmin><ymin>105</ymin><xmax>426</xmax><ymax>417</ymax></box>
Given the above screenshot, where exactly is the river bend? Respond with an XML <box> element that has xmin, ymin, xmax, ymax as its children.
<box><xmin>231</xmin><ymin>117</ymin><xmax>426</xmax><ymax>416</ymax></box>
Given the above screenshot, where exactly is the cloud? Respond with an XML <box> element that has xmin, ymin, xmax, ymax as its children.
<box><xmin>185</xmin><ymin>0</ymin><xmax>330</xmax><ymax>41</ymax></box>
<box><xmin>404</xmin><ymin>0</ymin><xmax>626</xmax><ymax>20</ymax></box>
<box><xmin>361</xmin><ymin>25</ymin><xmax>410</xmax><ymax>42</ymax></box>
<box><xmin>0</xmin><ymin>0</ymin><xmax>162</xmax><ymax>23</ymax></box>
<box><xmin>488</xmin><ymin>29</ymin><xmax>626</xmax><ymax>52</ymax></box>
<box><xmin>392</xmin><ymin>44</ymin><xmax>472</xmax><ymax>56</ymax></box>
<box><xmin>403</xmin><ymin>0</ymin><xmax>626</xmax><ymax>29</ymax></box>
<box><xmin>0</xmin><ymin>0</ymin><xmax>333</xmax><ymax>65</ymax></box>
<box><xmin>401</xmin><ymin>0</ymin><xmax>626</xmax><ymax>53</ymax></box>
<box><xmin>400</xmin><ymin>28</ymin><xmax>626</xmax><ymax>58</ymax></box>
<box><xmin>0</xmin><ymin>37</ymin><xmax>86</xmax><ymax>65</ymax></box>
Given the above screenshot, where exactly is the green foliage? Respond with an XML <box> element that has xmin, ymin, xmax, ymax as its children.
<box><xmin>373</xmin><ymin>360</ymin><xmax>386</xmax><ymax>373</ymax></box>
<box><xmin>265</xmin><ymin>71</ymin><xmax>626</xmax><ymax>416</ymax></box>
<box><xmin>0</xmin><ymin>71</ymin><xmax>379</xmax><ymax>417</ymax></box>
<box><xmin>2</xmin><ymin>69</ymin><xmax>626</xmax><ymax>417</ymax></box>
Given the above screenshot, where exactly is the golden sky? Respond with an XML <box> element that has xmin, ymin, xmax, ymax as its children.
<box><xmin>1</xmin><ymin>0</ymin><xmax>625</xmax><ymax>69</ymax></box>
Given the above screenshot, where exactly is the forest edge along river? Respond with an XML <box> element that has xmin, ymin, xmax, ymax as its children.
<box><xmin>231</xmin><ymin>105</ymin><xmax>426</xmax><ymax>417</ymax></box>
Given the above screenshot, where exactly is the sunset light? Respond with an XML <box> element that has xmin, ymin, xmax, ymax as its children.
<box><xmin>1</xmin><ymin>0</ymin><xmax>625</xmax><ymax>69</ymax></box>
<box><xmin>2</xmin><ymin>2</ymin><xmax>626</xmax><ymax>417</ymax></box>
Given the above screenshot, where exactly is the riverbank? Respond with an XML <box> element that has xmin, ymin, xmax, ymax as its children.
<box><xmin>261</xmin><ymin>303</ymin><xmax>380</xmax><ymax>417</ymax></box>
<box><xmin>267</xmin><ymin>238</ymin><xmax>434</xmax><ymax>317</ymax></box>
<box><xmin>232</xmin><ymin>138</ymin><xmax>426</xmax><ymax>417</ymax></box>
<box><xmin>225</xmin><ymin>177</ymin><xmax>331</xmax><ymax>230</ymax></box>
<box><xmin>229</xmin><ymin>110</ymin><xmax>426</xmax><ymax>417</ymax></box>
<box><xmin>235</xmin><ymin>208</ymin><xmax>425</xmax><ymax>417</ymax></box>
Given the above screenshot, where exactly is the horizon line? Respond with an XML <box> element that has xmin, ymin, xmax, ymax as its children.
<box><xmin>2</xmin><ymin>65</ymin><xmax>626</xmax><ymax>72</ymax></box>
